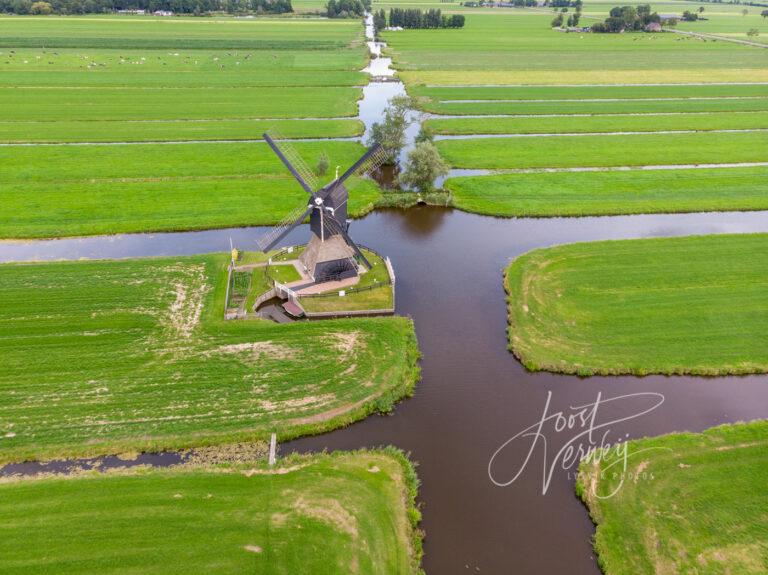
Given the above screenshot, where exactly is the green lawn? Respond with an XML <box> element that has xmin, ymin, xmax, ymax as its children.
<box><xmin>577</xmin><ymin>420</ymin><xmax>768</xmax><ymax>575</ymax></box>
<box><xmin>446</xmin><ymin>167</ymin><xmax>768</xmax><ymax>217</ymax></box>
<box><xmin>505</xmin><ymin>234</ymin><xmax>768</xmax><ymax>375</ymax></box>
<box><xmin>0</xmin><ymin>450</ymin><xmax>423</xmax><ymax>575</ymax></box>
<box><xmin>427</xmin><ymin>111</ymin><xmax>768</xmax><ymax>135</ymax></box>
<box><xmin>0</xmin><ymin>141</ymin><xmax>382</xmax><ymax>238</ymax></box>
<box><xmin>436</xmin><ymin>131</ymin><xmax>768</xmax><ymax>169</ymax></box>
<box><xmin>0</xmin><ymin>254</ymin><xmax>420</xmax><ymax>464</ymax></box>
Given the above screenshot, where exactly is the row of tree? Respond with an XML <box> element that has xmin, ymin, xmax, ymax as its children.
<box><xmin>0</xmin><ymin>0</ymin><xmax>291</xmax><ymax>14</ymax></box>
<box><xmin>551</xmin><ymin>0</ymin><xmax>582</xmax><ymax>27</ymax></box>
<box><xmin>325</xmin><ymin>0</ymin><xmax>369</xmax><ymax>18</ymax></box>
<box><xmin>590</xmin><ymin>4</ymin><xmax>661</xmax><ymax>32</ymax></box>
<box><xmin>387</xmin><ymin>7</ymin><xmax>465</xmax><ymax>28</ymax></box>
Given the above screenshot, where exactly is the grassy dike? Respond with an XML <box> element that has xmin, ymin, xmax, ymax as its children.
<box><xmin>577</xmin><ymin>420</ymin><xmax>768</xmax><ymax>575</ymax></box>
<box><xmin>0</xmin><ymin>449</ymin><xmax>424</xmax><ymax>574</ymax></box>
<box><xmin>0</xmin><ymin>254</ymin><xmax>420</xmax><ymax>464</ymax></box>
<box><xmin>504</xmin><ymin>234</ymin><xmax>768</xmax><ymax>376</ymax></box>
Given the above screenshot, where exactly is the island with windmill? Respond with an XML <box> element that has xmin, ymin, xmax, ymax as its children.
<box><xmin>224</xmin><ymin>132</ymin><xmax>396</xmax><ymax>321</ymax></box>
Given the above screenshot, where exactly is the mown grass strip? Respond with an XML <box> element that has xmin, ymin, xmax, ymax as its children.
<box><xmin>0</xmin><ymin>255</ymin><xmax>420</xmax><ymax>463</ymax></box>
<box><xmin>577</xmin><ymin>420</ymin><xmax>768</xmax><ymax>575</ymax></box>
<box><xmin>505</xmin><ymin>234</ymin><xmax>768</xmax><ymax>375</ymax></box>
<box><xmin>436</xmin><ymin>131</ymin><xmax>768</xmax><ymax>169</ymax></box>
<box><xmin>0</xmin><ymin>450</ymin><xmax>424</xmax><ymax>574</ymax></box>
<box><xmin>445</xmin><ymin>167</ymin><xmax>768</xmax><ymax>217</ymax></box>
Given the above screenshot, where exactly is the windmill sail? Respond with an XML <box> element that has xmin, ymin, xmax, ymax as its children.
<box><xmin>263</xmin><ymin>129</ymin><xmax>318</xmax><ymax>194</ymax></box>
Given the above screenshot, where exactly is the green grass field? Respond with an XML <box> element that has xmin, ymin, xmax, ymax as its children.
<box><xmin>427</xmin><ymin>111</ymin><xmax>768</xmax><ymax>135</ymax></box>
<box><xmin>577</xmin><ymin>420</ymin><xmax>768</xmax><ymax>574</ymax></box>
<box><xmin>436</xmin><ymin>131</ymin><xmax>768</xmax><ymax>169</ymax></box>
<box><xmin>505</xmin><ymin>234</ymin><xmax>768</xmax><ymax>375</ymax></box>
<box><xmin>382</xmin><ymin>13</ymin><xmax>768</xmax><ymax>85</ymax></box>
<box><xmin>0</xmin><ymin>450</ymin><xmax>423</xmax><ymax>574</ymax></box>
<box><xmin>0</xmin><ymin>141</ymin><xmax>382</xmax><ymax>238</ymax></box>
<box><xmin>0</xmin><ymin>254</ymin><xmax>420</xmax><ymax>464</ymax></box>
<box><xmin>0</xmin><ymin>16</ymin><xmax>367</xmax><ymax>146</ymax></box>
<box><xmin>446</xmin><ymin>167</ymin><xmax>768</xmax><ymax>217</ymax></box>
<box><xmin>424</xmin><ymin>97</ymin><xmax>768</xmax><ymax>116</ymax></box>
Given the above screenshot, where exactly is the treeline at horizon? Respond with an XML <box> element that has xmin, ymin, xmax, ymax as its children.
<box><xmin>0</xmin><ymin>0</ymin><xmax>292</xmax><ymax>15</ymax></box>
<box><xmin>373</xmin><ymin>7</ymin><xmax>465</xmax><ymax>30</ymax></box>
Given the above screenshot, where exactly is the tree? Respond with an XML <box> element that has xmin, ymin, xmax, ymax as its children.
<box><xmin>399</xmin><ymin>142</ymin><xmax>449</xmax><ymax>193</ymax></box>
<box><xmin>698</xmin><ymin>6</ymin><xmax>704</xmax><ymax>13</ymax></box>
<box><xmin>747</xmin><ymin>27</ymin><xmax>759</xmax><ymax>36</ymax></box>
<box><xmin>316</xmin><ymin>151</ymin><xmax>329</xmax><ymax>177</ymax></box>
<box><xmin>762</xmin><ymin>10</ymin><xmax>768</xmax><ymax>18</ymax></box>
<box><xmin>742</xmin><ymin>8</ymin><xmax>748</xmax><ymax>16</ymax></box>
<box><xmin>551</xmin><ymin>12</ymin><xmax>564</xmax><ymax>26</ymax></box>
<box><xmin>30</xmin><ymin>0</ymin><xmax>52</xmax><ymax>12</ymax></box>
<box><xmin>366</xmin><ymin>94</ymin><xmax>413</xmax><ymax>164</ymax></box>
<box><xmin>415</xmin><ymin>125</ymin><xmax>434</xmax><ymax>144</ymax></box>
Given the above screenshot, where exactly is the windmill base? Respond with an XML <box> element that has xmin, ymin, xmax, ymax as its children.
<box><xmin>299</xmin><ymin>235</ymin><xmax>359</xmax><ymax>283</ymax></box>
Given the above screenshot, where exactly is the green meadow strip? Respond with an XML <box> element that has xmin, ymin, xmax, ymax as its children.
<box><xmin>436</xmin><ymin>131</ymin><xmax>768</xmax><ymax>169</ymax></box>
<box><xmin>505</xmin><ymin>234</ymin><xmax>768</xmax><ymax>376</ymax></box>
<box><xmin>0</xmin><ymin>450</ymin><xmax>424</xmax><ymax>574</ymax></box>
<box><xmin>426</xmin><ymin>111</ymin><xmax>768</xmax><ymax>135</ymax></box>
<box><xmin>577</xmin><ymin>420</ymin><xmax>768</xmax><ymax>575</ymax></box>
<box><xmin>0</xmin><ymin>255</ymin><xmax>420</xmax><ymax>463</ymax></box>
<box><xmin>445</xmin><ymin>167</ymin><xmax>768</xmax><ymax>217</ymax></box>
<box><xmin>0</xmin><ymin>141</ymin><xmax>381</xmax><ymax>238</ymax></box>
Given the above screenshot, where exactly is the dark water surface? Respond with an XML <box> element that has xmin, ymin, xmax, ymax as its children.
<box><xmin>2</xmin><ymin>208</ymin><xmax>768</xmax><ymax>574</ymax></box>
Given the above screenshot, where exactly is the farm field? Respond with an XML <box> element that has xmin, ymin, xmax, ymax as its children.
<box><xmin>0</xmin><ymin>254</ymin><xmax>419</xmax><ymax>464</ymax></box>
<box><xmin>0</xmin><ymin>17</ymin><xmax>368</xmax><ymax>129</ymax></box>
<box><xmin>381</xmin><ymin>13</ymin><xmax>768</xmax><ymax>85</ymax></box>
<box><xmin>427</xmin><ymin>111</ymin><xmax>768</xmax><ymax>135</ymax></box>
<box><xmin>0</xmin><ymin>141</ymin><xmax>380</xmax><ymax>238</ymax></box>
<box><xmin>505</xmin><ymin>233</ymin><xmax>768</xmax><ymax>375</ymax></box>
<box><xmin>410</xmin><ymin>84</ymin><xmax>768</xmax><ymax>101</ymax></box>
<box><xmin>422</xmin><ymin>97</ymin><xmax>768</xmax><ymax>116</ymax></box>
<box><xmin>436</xmin><ymin>130</ymin><xmax>768</xmax><ymax>169</ymax></box>
<box><xmin>446</xmin><ymin>166</ymin><xmax>768</xmax><ymax>217</ymax></box>
<box><xmin>0</xmin><ymin>450</ymin><xmax>423</xmax><ymax>575</ymax></box>
<box><xmin>578</xmin><ymin>420</ymin><xmax>768</xmax><ymax>575</ymax></box>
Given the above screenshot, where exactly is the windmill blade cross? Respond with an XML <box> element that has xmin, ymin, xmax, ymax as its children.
<box><xmin>263</xmin><ymin>130</ymin><xmax>319</xmax><ymax>195</ymax></box>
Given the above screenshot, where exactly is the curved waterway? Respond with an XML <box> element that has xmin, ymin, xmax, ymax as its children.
<box><xmin>3</xmin><ymin>208</ymin><xmax>768</xmax><ymax>573</ymax></box>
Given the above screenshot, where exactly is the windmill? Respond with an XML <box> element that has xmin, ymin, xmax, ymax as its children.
<box><xmin>257</xmin><ymin>131</ymin><xmax>389</xmax><ymax>283</ymax></box>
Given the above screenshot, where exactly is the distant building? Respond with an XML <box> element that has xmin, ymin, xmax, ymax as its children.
<box><xmin>658</xmin><ymin>13</ymin><xmax>678</xmax><ymax>22</ymax></box>
<box><xmin>117</xmin><ymin>8</ymin><xmax>145</xmax><ymax>13</ymax></box>
<box><xmin>153</xmin><ymin>10</ymin><xmax>173</xmax><ymax>16</ymax></box>
<box><xmin>645</xmin><ymin>22</ymin><xmax>662</xmax><ymax>32</ymax></box>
